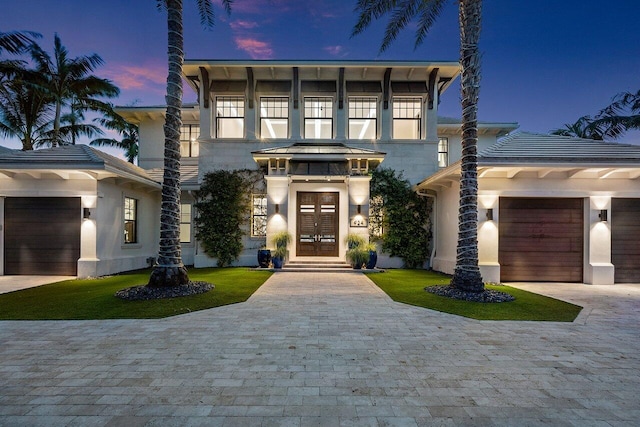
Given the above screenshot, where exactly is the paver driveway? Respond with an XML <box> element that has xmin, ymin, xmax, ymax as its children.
<box><xmin>1</xmin><ymin>272</ymin><xmax>639</xmax><ymax>426</ymax></box>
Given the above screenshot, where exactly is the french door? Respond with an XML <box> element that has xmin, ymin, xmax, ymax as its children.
<box><xmin>296</xmin><ymin>192</ymin><xmax>339</xmax><ymax>256</ymax></box>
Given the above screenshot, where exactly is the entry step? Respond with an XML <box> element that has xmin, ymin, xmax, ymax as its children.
<box><xmin>281</xmin><ymin>260</ymin><xmax>355</xmax><ymax>272</ymax></box>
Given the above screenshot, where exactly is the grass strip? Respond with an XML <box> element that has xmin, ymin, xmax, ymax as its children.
<box><xmin>366</xmin><ymin>269</ymin><xmax>582</xmax><ymax>321</ymax></box>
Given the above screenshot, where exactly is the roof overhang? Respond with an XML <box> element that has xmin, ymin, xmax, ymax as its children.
<box><xmin>437</xmin><ymin>122</ymin><xmax>519</xmax><ymax>137</ymax></box>
<box><xmin>252</xmin><ymin>143</ymin><xmax>386</xmax><ymax>162</ymax></box>
<box><xmin>115</xmin><ymin>104</ymin><xmax>200</xmax><ymax>124</ymax></box>
<box><xmin>416</xmin><ymin>161</ymin><xmax>640</xmax><ymax>191</ymax></box>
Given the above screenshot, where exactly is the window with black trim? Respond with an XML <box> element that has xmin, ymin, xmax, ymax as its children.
<box><xmin>216</xmin><ymin>96</ymin><xmax>244</xmax><ymax>138</ymax></box>
<box><xmin>304</xmin><ymin>97</ymin><xmax>333</xmax><ymax>139</ymax></box>
<box><xmin>260</xmin><ymin>97</ymin><xmax>288</xmax><ymax>139</ymax></box>
<box><xmin>180</xmin><ymin>203</ymin><xmax>192</xmax><ymax>243</ymax></box>
<box><xmin>180</xmin><ymin>124</ymin><xmax>200</xmax><ymax>157</ymax></box>
<box><xmin>392</xmin><ymin>97</ymin><xmax>421</xmax><ymax>139</ymax></box>
<box><xmin>124</xmin><ymin>197</ymin><xmax>138</xmax><ymax>244</ymax></box>
<box><xmin>251</xmin><ymin>195</ymin><xmax>267</xmax><ymax>237</ymax></box>
<box><xmin>348</xmin><ymin>97</ymin><xmax>377</xmax><ymax>140</ymax></box>
<box><xmin>438</xmin><ymin>137</ymin><xmax>449</xmax><ymax>167</ymax></box>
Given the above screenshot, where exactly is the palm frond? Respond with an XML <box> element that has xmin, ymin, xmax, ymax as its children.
<box><xmin>0</xmin><ymin>30</ymin><xmax>41</xmax><ymax>55</ymax></box>
<box><xmin>351</xmin><ymin>0</ymin><xmax>397</xmax><ymax>38</ymax></box>
<box><xmin>381</xmin><ymin>0</ymin><xmax>420</xmax><ymax>53</ymax></box>
<box><xmin>414</xmin><ymin>0</ymin><xmax>447</xmax><ymax>48</ymax></box>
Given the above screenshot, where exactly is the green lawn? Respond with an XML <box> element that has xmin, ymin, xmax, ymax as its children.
<box><xmin>0</xmin><ymin>268</ymin><xmax>272</xmax><ymax>320</ymax></box>
<box><xmin>366</xmin><ymin>269</ymin><xmax>582</xmax><ymax>321</ymax></box>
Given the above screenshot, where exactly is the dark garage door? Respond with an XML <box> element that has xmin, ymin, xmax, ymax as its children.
<box><xmin>499</xmin><ymin>198</ymin><xmax>583</xmax><ymax>282</ymax></box>
<box><xmin>612</xmin><ymin>198</ymin><xmax>640</xmax><ymax>283</ymax></box>
<box><xmin>5</xmin><ymin>197</ymin><xmax>81</xmax><ymax>275</ymax></box>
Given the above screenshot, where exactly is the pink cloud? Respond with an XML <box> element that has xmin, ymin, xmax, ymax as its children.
<box><xmin>235</xmin><ymin>37</ymin><xmax>274</xmax><ymax>59</ymax></box>
<box><xmin>230</xmin><ymin>20</ymin><xmax>259</xmax><ymax>30</ymax></box>
<box><xmin>102</xmin><ymin>64</ymin><xmax>166</xmax><ymax>91</ymax></box>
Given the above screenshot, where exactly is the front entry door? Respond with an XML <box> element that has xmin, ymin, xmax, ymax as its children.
<box><xmin>297</xmin><ymin>192</ymin><xmax>339</xmax><ymax>256</ymax></box>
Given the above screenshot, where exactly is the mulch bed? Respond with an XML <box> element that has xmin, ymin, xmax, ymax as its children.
<box><xmin>115</xmin><ymin>281</ymin><xmax>214</xmax><ymax>301</ymax></box>
<box><xmin>425</xmin><ymin>285</ymin><xmax>515</xmax><ymax>303</ymax></box>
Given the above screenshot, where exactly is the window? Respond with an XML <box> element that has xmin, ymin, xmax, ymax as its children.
<box><xmin>393</xmin><ymin>97</ymin><xmax>422</xmax><ymax>139</ymax></box>
<box><xmin>180</xmin><ymin>124</ymin><xmax>200</xmax><ymax>157</ymax></box>
<box><xmin>348</xmin><ymin>97</ymin><xmax>377</xmax><ymax>140</ymax></box>
<box><xmin>216</xmin><ymin>96</ymin><xmax>244</xmax><ymax>138</ymax></box>
<box><xmin>350</xmin><ymin>159</ymin><xmax>369</xmax><ymax>175</ymax></box>
<box><xmin>124</xmin><ymin>197</ymin><xmax>138</xmax><ymax>244</ymax></box>
<box><xmin>438</xmin><ymin>137</ymin><xmax>449</xmax><ymax>168</ymax></box>
<box><xmin>180</xmin><ymin>203</ymin><xmax>192</xmax><ymax>243</ymax></box>
<box><xmin>260</xmin><ymin>97</ymin><xmax>288</xmax><ymax>138</ymax></box>
<box><xmin>304</xmin><ymin>97</ymin><xmax>333</xmax><ymax>139</ymax></box>
<box><xmin>251</xmin><ymin>195</ymin><xmax>267</xmax><ymax>237</ymax></box>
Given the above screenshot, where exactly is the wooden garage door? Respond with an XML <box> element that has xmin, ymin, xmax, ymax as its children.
<box><xmin>612</xmin><ymin>198</ymin><xmax>640</xmax><ymax>283</ymax></box>
<box><xmin>499</xmin><ymin>198</ymin><xmax>583</xmax><ymax>282</ymax></box>
<box><xmin>5</xmin><ymin>197</ymin><xmax>81</xmax><ymax>275</ymax></box>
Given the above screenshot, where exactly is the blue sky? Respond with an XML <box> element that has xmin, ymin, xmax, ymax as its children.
<box><xmin>3</xmin><ymin>0</ymin><xmax>640</xmax><ymax>150</ymax></box>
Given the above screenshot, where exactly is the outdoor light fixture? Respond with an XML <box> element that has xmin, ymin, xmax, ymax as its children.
<box><xmin>599</xmin><ymin>209</ymin><xmax>608</xmax><ymax>222</ymax></box>
<box><xmin>486</xmin><ymin>208</ymin><xmax>494</xmax><ymax>221</ymax></box>
<box><xmin>83</xmin><ymin>208</ymin><xmax>91</xmax><ymax>219</ymax></box>
<box><xmin>357</xmin><ymin>204</ymin><xmax>362</xmax><ymax>214</ymax></box>
<box><xmin>275</xmin><ymin>204</ymin><xmax>280</xmax><ymax>214</ymax></box>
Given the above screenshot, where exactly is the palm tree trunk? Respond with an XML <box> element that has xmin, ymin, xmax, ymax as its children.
<box><xmin>450</xmin><ymin>0</ymin><xmax>484</xmax><ymax>293</ymax></box>
<box><xmin>148</xmin><ymin>0</ymin><xmax>189</xmax><ymax>287</ymax></box>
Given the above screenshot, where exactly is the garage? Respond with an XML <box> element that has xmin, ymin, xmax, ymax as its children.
<box><xmin>611</xmin><ymin>198</ymin><xmax>640</xmax><ymax>283</ymax></box>
<box><xmin>4</xmin><ymin>197</ymin><xmax>81</xmax><ymax>275</ymax></box>
<box><xmin>499</xmin><ymin>198</ymin><xmax>583</xmax><ymax>282</ymax></box>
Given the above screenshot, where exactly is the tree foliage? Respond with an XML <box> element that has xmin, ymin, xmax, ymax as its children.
<box><xmin>194</xmin><ymin>169</ymin><xmax>265</xmax><ymax>267</ymax></box>
<box><xmin>370</xmin><ymin>168</ymin><xmax>430</xmax><ymax>268</ymax></box>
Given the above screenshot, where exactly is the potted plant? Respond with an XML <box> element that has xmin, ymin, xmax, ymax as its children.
<box><xmin>346</xmin><ymin>246</ymin><xmax>369</xmax><ymax>269</ymax></box>
<box><xmin>345</xmin><ymin>233</ymin><xmax>366</xmax><ymax>250</ymax></box>
<box><xmin>257</xmin><ymin>247</ymin><xmax>271</xmax><ymax>268</ymax></box>
<box><xmin>365</xmin><ymin>242</ymin><xmax>378</xmax><ymax>270</ymax></box>
<box><xmin>272</xmin><ymin>231</ymin><xmax>291</xmax><ymax>269</ymax></box>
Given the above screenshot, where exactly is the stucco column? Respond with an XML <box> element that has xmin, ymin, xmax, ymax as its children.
<box><xmin>586</xmin><ymin>196</ymin><xmax>614</xmax><ymax>284</ymax></box>
<box><xmin>0</xmin><ymin>197</ymin><xmax>4</xmax><ymax>276</ymax></box>
<box><xmin>478</xmin><ymin>195</ymin><xmax>500</xmax><ymax>283</ymax></box>
<box><xmin>77</xmin><ymin>195</ymin><xmax>98</xmax><ymax>278</ymax></box>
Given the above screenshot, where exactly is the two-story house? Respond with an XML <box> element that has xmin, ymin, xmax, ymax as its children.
<box><xmin>1</xmin><ymin>59</ymin><xmax>638</xmax><ymax>285</ymax></box>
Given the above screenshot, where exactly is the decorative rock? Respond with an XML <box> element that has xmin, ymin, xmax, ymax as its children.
<box><xmin>425</xmin><ymin>284</ymin><xmax>515</xmax><ymax>303</ymax></box>
<box><xmin>115</xmin><ymin>281</ymin><xmax>214</xmax><ymax>301</ymax></box>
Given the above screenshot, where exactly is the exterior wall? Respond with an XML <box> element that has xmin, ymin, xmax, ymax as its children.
<box><xmin>82</xmin><ymin>180</ymin><xmax>159</xmax><ymax>277</ymax></box>
<box><xmin>433</xmin><ymin>174</ymin><xmax>638</xmax><ymax>284</ymax></box>
<box><xmin>137</xmin><ymin>117</ymin><xmax>166</xmax><ymax>169</ymax></box>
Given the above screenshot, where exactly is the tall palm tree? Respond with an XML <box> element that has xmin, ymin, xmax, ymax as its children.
<box><xmin>28</xmin><ymin>34</ymin><xmax>119</xmax><ymax>147</ymax></box>
<box><xmin>148</xmin><ymin>0</ymin><xmax>232</xmax><ymax>288</ymax></box>
<box><xmin>58</xmin><ymin>103</ymin><xmax>104</xmax><ymax>146</ymax></box>
<box><xmin>91</xmin><ymin>109</ymin><xmax>139</xmax><ymax>163</ymax></box>
<box><xmin>591</xmin><ymin>90</ymin><xmax>640</xmax><ymax>140</ymax></box>
<box><xmin>0</xmin><ymin>30</ymin><xmax>40</xmax><ymax>55</ymax></box>
<box><xmin>0</xmin><ymin>67</ymin><xmax>53</xmax><ymax>150</ymax></box>
<box><xmin>353</xmin><ymin>0</ymin><xmax>485</xmax><ymax>292</ymax></box>
<box><xmin>550</xmin><ymin>115</ymin><xmax>602</xmax><ymax>140</ymax></box>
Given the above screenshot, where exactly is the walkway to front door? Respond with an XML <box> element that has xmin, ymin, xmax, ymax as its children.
<box><xmin>296</xmin><ymin>192</ymin><xmax>339</xmax><ymax>257</ymax></box>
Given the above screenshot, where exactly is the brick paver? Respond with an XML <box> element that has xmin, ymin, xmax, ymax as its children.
<box><xmin>1</xmin><ymin>273</ymin><xmax>639</xmax><ymax>426</ymax></box>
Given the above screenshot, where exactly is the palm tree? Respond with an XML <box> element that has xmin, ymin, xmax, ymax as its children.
<box><xmin>0</xmin><ymin>30</ymin><xmax>40</xmax><ymax>55</ymax></box>
<box><xmin>590</xmin><ymin>90</ymin><xmax>640</xmax><ymax>140</ymax></box>
<box><xmin>148</xmin><ymin>0</ymin><xmax>232</xmax><ymax>288</ymax></box>
<box><xmin>91</xmin><ymin>109</ymin><xmax>139</xmax><ymax>163</ymax></box>
<box><xmin>28</xmin><ymin>34</ymin><xmax>119</xmax><ymax>147</ymax></box>
<box><xmin>58</xmin><ymin>104</ymin><xmax>104</xmax><ymax>146</ymax></box>
<box><xmin>550</xmin><ymin>115</ymin><xmax>603</xmax><ymax>140</ymax></box>
<box><xmin>353</xmin><ymin>0</ymin><xmax>485</xmax><ymax>292</ymax></box>
<box><xmin>0</xmin><ymin>67</ymin><xmax>53</xmax><ymax>150</ymax></box>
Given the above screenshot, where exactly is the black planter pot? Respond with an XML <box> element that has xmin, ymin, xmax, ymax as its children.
<box><xmin>272</xmin><ymin>256</ymin><xmax>284</xmax><ymax>269</ymax></box>
<box><xmin>257</xmin><ymin>249</ymin><xmax>271</xmax><ymax>268</ymax></box>
<box><xmin>366</xmin><ymin>250</ymin><xmax>377</xmax><ymax>270</ymax></box>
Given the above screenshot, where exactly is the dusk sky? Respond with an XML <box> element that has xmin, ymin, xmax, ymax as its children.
<box><xmin>3</xmin><ymin>0</ymin><xmax>640</xmax><ymax>152</ymax></box>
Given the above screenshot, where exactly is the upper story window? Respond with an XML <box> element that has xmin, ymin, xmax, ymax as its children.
<box><xmin>180</xmin><ymin>124</ymin><xmax>199</xmax><ymax>157</ymax></box>
<box><xmin>180</xmin><ymin>203</ymin><xmax>192</xmax><ymax>243</ymax></box>
<box><xmin>304</xmin><ymin>97</ymin><xmax>333</xmax><ymax>139</ymax></box>
<box><xmin>124</xmin><ymin>197</ymin><xmax>138</xmax><ymax>244</ymax></box>
<box><xmin>348</xmin><ymin>97</ymin><xmax>377</xmax><ymax>140</ymax></box>
<box><xmin>216</xmin><ymin>96</ymin><xmax>244</xmax><ymax>138</ymax></box>
<box><xmin>438</xmin><ymin>137</ymin><xmax>449</xmax><ymax>168</ymax></box>
<box><xmin>392</xmin><ymin>97</ymin><xmax>422</xmax><ymax>139</ymax></box>
<box><xmin>260</xmin><ymin>97</ymin><xmax>288</xmax><ymax>139</ymax></box>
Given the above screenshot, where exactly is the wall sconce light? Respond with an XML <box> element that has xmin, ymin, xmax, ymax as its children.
<box><xmin>357</xmin><ymin>204</ymin><xmax>362</xmax><ymax>214</ymax></box>
<box><xmin>486</xmin><ymin>208</ymin><xmax>494</xmax><ymax>221</ymax></box>
<box><xmin>83</xmin><ymin>208</ymin><xmax>91</xmax><ymax>219</ymax></box>
<box><xmin>599</xmin><ymin>209</ymin><xmax>608</xmax><ymax>222</ymax></box>
<box><xmin>275</xmin><ymin>204</ymin><xmax>280</xmax><ymax>214</ymax></box>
